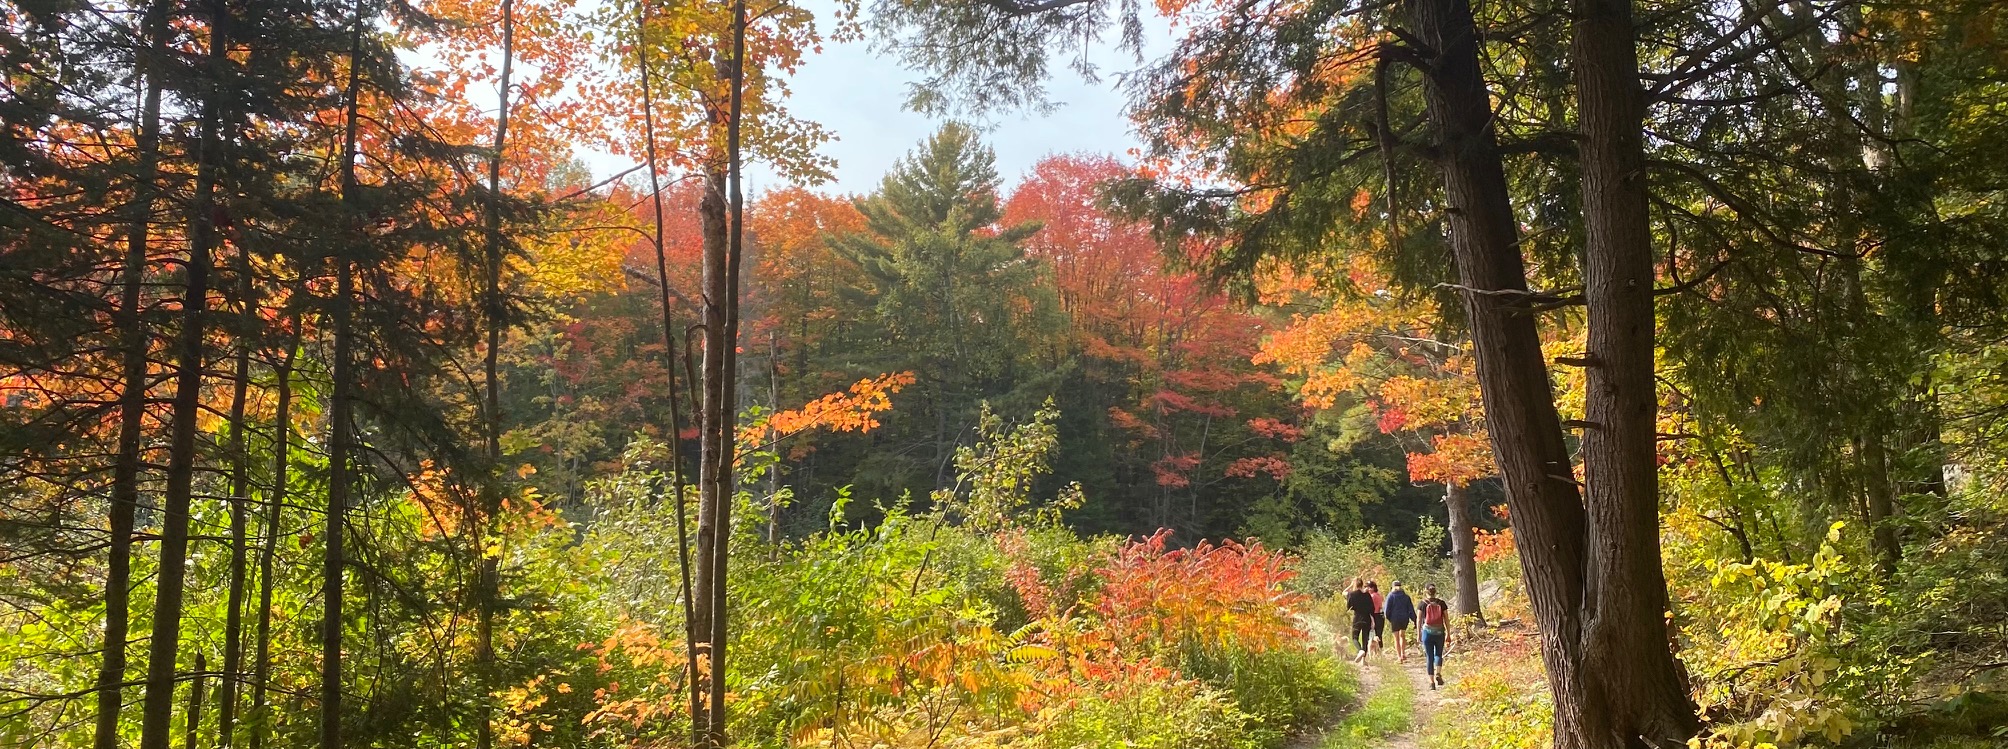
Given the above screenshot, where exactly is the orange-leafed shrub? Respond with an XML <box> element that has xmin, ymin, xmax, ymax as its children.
<box><xmin>1093</xmin><ymin>530</ymin><xmax>1307</xmax><ymax>655</ymax></box>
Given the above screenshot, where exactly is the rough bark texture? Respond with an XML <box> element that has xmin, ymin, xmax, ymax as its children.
<box><xmin>1404</xmin><ymin>1</ymin><xmax>1610</xmax><ymax>746</ymax></box>
<box><xmin>1572</xmin><ymin>0</ymin><xmax>1699</xmax><ymax>743</ymax></box>
<box><xmin>96</xmin><ymin>3</ymin><xmax>171</xmax><ymax>745</ymax></box>
<box><xmin>1444</xmin><ymin>481</ymin><xmax>1484</xmax><ymax>623</ymax></box>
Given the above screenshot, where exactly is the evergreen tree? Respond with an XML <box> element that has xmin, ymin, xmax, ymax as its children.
<box><xmin>829</xmin><ymin>124</ymin><xmax>1064</xmax><ymax>496</ymax></box>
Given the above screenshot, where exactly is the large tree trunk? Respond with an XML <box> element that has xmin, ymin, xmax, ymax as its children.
<box><xmin>1444</xmin><ymin>481</ymin><xmax>1483</xmax><ymax>623</ymax></box>
<box><xmin>476</xmin><ymin>4</ymin><xmax>515</xmax><ymax>748</ymax></box>
<box><xmin>138</xmin><ymin>4</ymin><xmax>228</xmax><ymax>743</ymax></box>
<box><xmin>96</xmin><ymin>2</ymin><xmax>172</xmax><ymax>745</ymax></box>
<box><xmin>1571</xmin><ymin>0</ymin><xmax>1699</xmax><ymax>743</ymax></box>
<box><xmin>1404</xmin><ymin>1</ymin><xmax>1631</xmax><ymax>747</ymax></box>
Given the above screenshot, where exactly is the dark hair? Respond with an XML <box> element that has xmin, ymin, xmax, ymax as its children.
<box><xmin>1425</xmin><ymin>584</ymin><xmax>1438</xmax><ymax>594</ymax></box>
<box><xmin>1367</xmin><ymin>581</ymin><xmax>1379</xmax><ymax>591</ymax></box>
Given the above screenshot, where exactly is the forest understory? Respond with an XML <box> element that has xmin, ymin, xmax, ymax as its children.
<box><xmin>7</xmin><ymin>0</ymin><xmax>2008</xmax><ymax>747</ymax></box>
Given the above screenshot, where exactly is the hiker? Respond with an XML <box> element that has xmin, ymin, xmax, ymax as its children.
<box><xmin>1383</xmin><ymin>580</ymin><xmax>1416</xmax><ymax>662</ymax></box>
<box><xmin>1367</xmin><ymin>580</ymin><xmax>1386</xmax><ymax>656</ymax></box>
<box><xmin>1344</xmin><ymin>577</ymin><xmax>1376</xmax><ymax>663</ymax></box>
<box><xmin>1419</xmin><ymin>584</ymin><xmax>1450</xmax><ymax>689</ymax></box>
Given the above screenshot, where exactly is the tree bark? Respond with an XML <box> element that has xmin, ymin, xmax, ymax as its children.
<box><xmin>1403</xmin><ymin>1</ymin><xmax>1607</xmax><ymax>746</ymax></box>
<box><xmin>691</xmin><ymin>172</ymin><xmax>728</xmax><ymax>747</ymax></box>
<box><xmin>184</xmin><ymin>654</ymin><xmax>206</xmax><ymax>749</ymax></box>
<box><xmin>476</xmin><ymin>4</ymin><xmax>514</xmax><ymax>748</ymax></box>
<box><xmin>629</xmin><ymin>2</ymin><xmax>702</xmax><ymax>727</ymax></box>
<box><xmin>218</xmin><ymin>267</ymin><xmax>253</xmax><ymax>748</ymax></box>
<box><xmin>138</xmin><ymin>3</ymin><xmax>228</xmax><ymax>743</ymax></box>
<box><xmin>97</xmin><ymin>2</ymin><xmax>172</xmax><ymax>745</ymax></box>
<box><xmin>1862</xmin><ymin>435</ymin><xmax>1900</xmax><ymax>575</ymax></box>
<box><xmin>248</xmin><ymin>342</ymin><xmax>294</xmax><ymax>749</ymax></box>
<box><xmin>321</xmin><ymin>6</ymin><xmax>368</xmax><ymax>748</ymax></box>
<box><xmin>693</xmin><ymin>8</ymin><xmax>749</xmax><ymax>746</ymax></box>
<box><xmin>1444</xmin><ymin>481</ymin><xmax>1483</xmax><ymax>624</ymax></box>
<box><xmin>1571</xmin><ymin>0</ymin><xmax>1699</xmax><ymax>743</ymax></box>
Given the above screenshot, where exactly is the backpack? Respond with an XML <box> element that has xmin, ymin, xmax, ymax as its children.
<box><xmin>1421</xmin><ymin>599</ymin><xmax>1447</xmax><ymax>628</ymax></box>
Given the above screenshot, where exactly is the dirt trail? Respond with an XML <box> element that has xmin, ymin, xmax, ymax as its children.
<box><xmin>1290</xmin><ymin>615</ymin><xmax>1448</xmax><ymax>749</ymax></box>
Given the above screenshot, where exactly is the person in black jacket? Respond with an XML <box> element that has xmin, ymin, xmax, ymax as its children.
<box><xmin>1383</xmin><ymin>581</ymin><xmax>1417</xmax><ymax>662</ymax></box>
<box><xmin>1343</xmin><ymin>577</ymin><xmax>1376</xmax><ymax>664</ymax></box>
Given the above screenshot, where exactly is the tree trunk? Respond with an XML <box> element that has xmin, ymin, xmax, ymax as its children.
<box><xmin>629</xmin><ymin>3</ymin><xmax>701</xmax><ymax>726</ymax></box>
<box><xmin>322</xmin><ymin>7</ymin><xmax>368</xmax><ymax>748</ymax></box>
<box><xmin>1571</xmin><ymin>0</ymin><xmax>1699</xmax><ymax>742</ymax></box>
<box><xmin>1444</xmin><ymin>481</ymin><xmax>1483</xmax><ymax>624</ymax></box>
<box><xmin>249</xmin><ymin>343</ymin><xmax>294</xmax><ymax>749</ymax></box>
<box><xmin>138</xmin><ymin>2</ymin><xmax>228</xmax><ymax>742</ymax></box>
<box><xmin>218</xmin><ymin>273</ymin><xmax>253</xmax><ymax>748</ymax></box>
<box><xmin>694</xmin><ymin>8</ymin><xmax>749</xmax><ymax>746</ymax></box>
<box><xmin>476</xmin><ymin>4</ymin><xmax>514</xmax><ymax>748</ymax></box>
<box><xmin>97</xmin><ymin>2</ymin><xmax>172</xmax><ymax>745</ymax></box>
<box><xmin>1404</xmin><ymin>1</ymin><xmax>1599</xmax><ymax>746</ymax></box>
<box><xmin>1862</xmin><ymin>435</ymin><xmax>1900</xmax><ymax>575</ymax></box>
<box><xmin>185</xmin><ymin>654</ymin><xmax>206</xmax><ymax>749</ymax></box>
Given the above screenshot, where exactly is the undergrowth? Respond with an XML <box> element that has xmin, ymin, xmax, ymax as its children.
<box><xmin>1321</xmin><ymin>658</ymin><xmax>1415</xmax><ymax>749</ymax></box>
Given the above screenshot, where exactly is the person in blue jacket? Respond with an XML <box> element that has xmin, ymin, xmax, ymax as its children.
<box><xmin>1383</xmin><ymin>580</ymin><xmax>1417</xmax><ymax>662</ymax></box>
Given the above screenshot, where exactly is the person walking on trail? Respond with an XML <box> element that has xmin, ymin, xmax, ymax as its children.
<box><xmin>1343</xmin><ymin>577</ymin><xmax>1376</xmax><ymax>664</ymax></box>
<box><xmin>1384</xmin><ymin>581</ymin><xmax>1416</xmax><ymax>662</ymax></box>
<box><xmin>1367</xmin><ymin>580</ymin><xmax>1387</xmax><ymax>656</ymax></box>
<box><xmin>1419</xmin><ymin>584</ymin><xmax>1451</xmax><ymax>689</ymax></box>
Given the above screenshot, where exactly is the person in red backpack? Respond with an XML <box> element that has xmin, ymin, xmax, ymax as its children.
<box><xmin>1418</xmin><ymin>584</ymin><xmax>1450</xmax><ymax>688</ymax></box>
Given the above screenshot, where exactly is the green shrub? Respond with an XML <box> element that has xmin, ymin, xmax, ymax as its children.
<box><xmin>1030</xmin><ymin>677</ymin><xmax>1261</xmax><ymax>749</ymax></box>
<box><xmin>1181</xmin><ymin>645</ymin><xmax>1352</xmax><ymax>744</ymax></box>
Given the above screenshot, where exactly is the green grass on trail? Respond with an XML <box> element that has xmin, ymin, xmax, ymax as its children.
<box><xmin>1320</xmin><ymin>658</ymin><xmax>1415</xmax><ymax>749</ymax></box>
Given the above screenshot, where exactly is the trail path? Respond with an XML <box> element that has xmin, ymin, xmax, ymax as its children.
<box><xmin>1292</xmin><ymin>615</ymin><xmax>1448</xmax><ymax>749</ymax></box>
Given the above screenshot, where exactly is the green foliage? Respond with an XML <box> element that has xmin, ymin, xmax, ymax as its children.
<box><xmin>1680</xmin><ymin>524</ymin><xmax>1910</xmax><ymax>747</ymax></box>
<box><xmin>1184</xmin><ymin>646</ymin><xmax>1350</xmax><ymax>745</ymax></box>
<box><xmin>1294</xmin><ymin>526</ymin><xmax>1449</xmax><ymax>602</ymax></box>
<box><xmin>1028</xmin><ymin>676</ymin><xmax>1262</xmax><ymax>749</ymax></box>
<box><xmin>935</xmin><ymin>399</ymin><xmax>1081</xmax><ymax>532</ymax></box>
<box><xmin>1321</xmin><ymin>659</ymin><xmax>1414</xmax><ymax>749</ymax></box>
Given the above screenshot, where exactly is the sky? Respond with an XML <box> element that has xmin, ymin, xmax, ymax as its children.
<box><xmin>578</xmin><ymin>0</ymin><xmax>1178</xmax><ymax>196</ymax></box>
